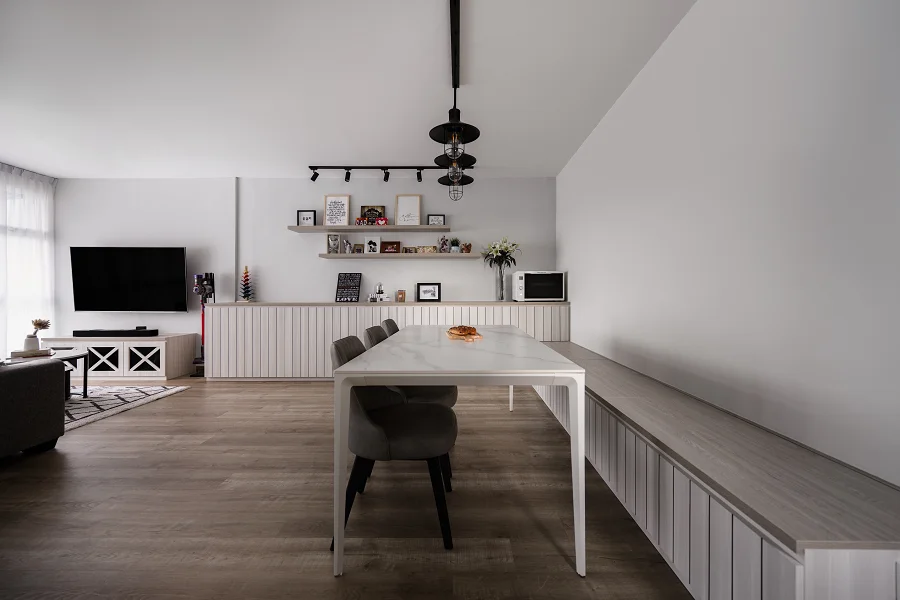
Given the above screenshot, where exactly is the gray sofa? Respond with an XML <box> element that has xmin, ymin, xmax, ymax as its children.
<box><xmin>0</xmin><ymin>358</ymin><xmax>66</xmax><ymax>456</ymax></box>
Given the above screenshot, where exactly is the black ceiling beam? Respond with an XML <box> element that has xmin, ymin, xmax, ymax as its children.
<box><xmin>309</xmin><ymin>165</ymin><xmax>470</xmax><ymax>171</ymax></box>
<box><xmin>450</xmin><ymin>0</ymin><xmax>460</xmax><ymax>89</ymax></box>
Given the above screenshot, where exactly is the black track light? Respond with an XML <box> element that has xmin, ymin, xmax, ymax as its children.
<box><xmin>417</xmin><ymin>169</ymin><xmax>423</xmax><ymax>183</ymax></box>
<box><xmin>310</xmin><ymin>170</ymin><xmax>319</xmax><ymax>182</ymax></box>
<box><xmin>344</xmin><ymin>170</ymin><xmax>351</xmax><ymax>182</ymax></box>
<box><xmin>383</xmin><ymin>170</ymin><xmax>390</xmax><ymax>182</ymax></box>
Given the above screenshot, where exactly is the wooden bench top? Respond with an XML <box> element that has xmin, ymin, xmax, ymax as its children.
<box><xmin>544</xmin><ymin>342</ymin><xmax>900</xmax><ymax>553</ymax></box>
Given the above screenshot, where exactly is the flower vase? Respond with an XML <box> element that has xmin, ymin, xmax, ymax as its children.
<box><xmin>495</xmin><ymin>266</ymin><xmax>506</xmax><ymax>301</ymax></box>
<box><xmin>23</xmin><ymin>334</ymin><xmax>39</xmax><ymax>352</ymax></box>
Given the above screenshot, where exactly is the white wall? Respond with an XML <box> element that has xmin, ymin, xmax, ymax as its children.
<box><xmin>557</xmin><ymin>0</ymin><xmax>900</xmax><ymax>485</ymax></box>
<box><xmin>54</xmin><ymin>178</ymin><xmax>237</xmax><ymax>338</ymax></box>
<box><xmin>238</xmin><ymin>177</ymin><xmax>556</xmax><ymax>301</ymax></box>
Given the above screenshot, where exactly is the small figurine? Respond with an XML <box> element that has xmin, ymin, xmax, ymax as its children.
<box><xmin>343</xmin><ymin>238</ymin><xmax>352</xmax><ymax>254</ymax></box>
<box><xmin>439</xmin><ymin>236</ymin><xmax>450</xmax><ymax>253</ymax></box>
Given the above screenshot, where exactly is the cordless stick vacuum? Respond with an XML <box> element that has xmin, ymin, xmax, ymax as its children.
<box><xmin>191</xmin><ymin>273</ymin><xmax>216</xmax><ymax>377</ymax></box>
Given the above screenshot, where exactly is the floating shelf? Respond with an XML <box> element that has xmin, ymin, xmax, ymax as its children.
<box><xmin>318</xmin><ymin>253</ymin><xmax>480</xmax><ymax>260</ymax></box>
<box><xmin>288</xmin><ymin>225</ymin><xmax>451</xmax><ymax>233</ymax></box>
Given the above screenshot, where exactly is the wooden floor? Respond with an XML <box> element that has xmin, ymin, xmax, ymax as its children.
<box><xmin>0</xmin><ymin>380</ymin><xmax>690</xmax><ymax>600</ymax></box>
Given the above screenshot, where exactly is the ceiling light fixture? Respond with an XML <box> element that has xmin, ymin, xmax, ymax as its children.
<box><xmin>310</xmin><ymin>170</ymin><xmax>319</xmax><ymax>182</ymax></box>
<box><xmin>344</xmin><ymin>169</ymin><xmax>351</xmax><ymax>182</ymax></box>
<box><xmin>417</xmin><ymin>169</ymin><xmax>423</xmax><ymax>183</ymax></box>
<box><xmin>383</xmin><ymin>169</ymin><xmax>390</xmax><ymax>182</ymax></box>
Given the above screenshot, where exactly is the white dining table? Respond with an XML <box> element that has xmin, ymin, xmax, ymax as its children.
<box><xmin>332</xmin><ymin>325</ymin><xmax>587</xmax><ymax>576</ymax></box>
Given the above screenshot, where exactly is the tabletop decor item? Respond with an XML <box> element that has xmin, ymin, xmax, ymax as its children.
<box><xmin>461</xmin><ymin>242</ymin><xmax>472</xmax><ymax>253</ymax></box>
<box><xmin>416</xmin><ymin>282</ymin><xmax>441</xmax><ymax>302</ymax></box>
<box><xmin>439</xmin><ymin>236</ymin><xmax>449</xmax><ymax>253</ymax></box>
<box><xmin>417</xmin><ymin>245</ymin><xmax>437</xmax><ymax>254</ymax></box>
<box><xmin>427</xmin><ymin>214</ymin><xmax>446</xmax><ymax>226</ymax></box>
<box><xmin>401</xmin><ymin>247</ymin><xmax>418</xmax><ymax>253</ymax></box>
<box><xmin>361</xmin><ymin>205</ymin><xmax>385</xmax><ymax>225</ymax></box>
<box><xmin>396</xmin><ymin>290</ymin><xmax>407</xmax><ymax>302</ymax></box>
<box><xmin>238</xmin><ymin>267</ymin><xmax>254</xmax><ymax>302</ymax></box>
<box><xmin>365</xmin><ymin>236</ymin><xmax>381</xmax><ymax>254</ymax></box>
<box><xmin>381</xmin><ymin>241</ymin><xmax>401</xmax><ymax>253</ymax></box>
<box><xmin>395</xmin><ymin>194</ymin><xmax>421</xmax><ymax>226</ymax></box>
<box><xmin>24</xmin><ymin>318</ymin><xmax>51</xmax><ymax>352</ymax></box>
<box><xmin>324</xmin><ymin>195</ymin><xmax>350</xmax><ymax>226</ymax></box>
<box><xmin>482</xmin><ymin>237</ymin><xmax>521</xmax><ymax>301</ymax></box>
<box><xmin>343</xmin><ymin>238</ymin><xmax>353</xmax><ymax>254</ymax></box>
<box><xmin>355</xmin><ymin>217</ymin><xmax>368</xmax><ymax>226</ymax></box>
<box><xmin>327</xmin><ymin>234</ymin><xmax>341</xmax><ymax>254</ymax></box>
<box><xmin>296</xmin><ymin>210</ymin><xmax>316</xmax><ymax>226</ymax></box>
<box><xmin>352</xmin><ymin>244</ymin><xmax>364</xmax><ymax>254</ymax></box>
<box><xmin>335</xmin><ymin>273</ymin><xmax>362</xmax><ymax>303</ymax></box>
<box><xmin>375</xmin><ymin>217</ymin><xmax>389</xmax><ymax>226</ymax></box>
<box><xmin>450</xmin><ymin>238</ymin><xmax>461</xmax><ymax>253</ymax></box>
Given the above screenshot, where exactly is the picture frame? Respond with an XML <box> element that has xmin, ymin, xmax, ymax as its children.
<box><xmin>364</xmin><ymin>236</ymin><xmax>381</xmax><ymax>254</ymax></box>
<box><xmin>401</xmin><ymin>247</ymin><xmax>418</xmax><ymax>253</ymax></box>
<box><xmin>352</xmin><ymin>244</ymin><xmax>364</xmax><ymax>254</ymax></box>
<box><xmin>395</xmin><ymin>194</ymin><xmax>421</xmax><ymax>226</ymax></box>
<box><xmin>417</xmin><ymin>245</ymin><xmax>437</xmax><ymax>254</ymax></box>
<box><xmin>297</xmin><ymin>210</ymin><xmax>317</xmax><ymax>226</ymax></box>
<box><xmin>324</xmin><ymin>195</ymin><xmax>350</xmax><ymax>226</ymax></box>
<box><xmin>361</xmin><ymin>205</ymin><xmax>385</xmax><ymax>225</ymax></box>
<box><xmin>416</xmin><ymin>282</ymin><xmax>441</xmax><ymax>302</ymax></box>
<box><xmin>381</xmin><ymin>241</ymin><xmax>401</xmax><ymax>253</ymax></box>
<box><xmin>326</xmin><ymin>233</ymin><xmax>341</xmax><ymax>254</ymax></box>
<box><xmin>427</xmin><ymin>214</ymin><xmax>445</xmax><ymax>226</ymax></box>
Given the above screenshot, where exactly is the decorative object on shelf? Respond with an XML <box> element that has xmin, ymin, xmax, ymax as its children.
<box><xmin>296</xmin><ymin>210</ymin><xmax>316</xmax><ymax>226</ymax></box>
<box><xmin>402</xmin><ymin>247</ymin><xmax>418</xmax><ymax>253</ymax></box>
<box><xmin>416</xmin><ymin>282</ymin><xmax>442</xmax><ymax>302</ymax></box>
<box><xmin>428</xmin><ymin>214</ymin><xmax>446</xmax><ymax>226</ymax></box>
<box><xmin>482</xmin><ymin>237</ymin><xmax>521</xmax><ymax>301</ymax></box>
<box><xmin>381</xmin><ymin>241</ymin><xmax>401</xmax><ymax>254</ymax></box>
<box><xmin>352</xmin><ymin>244</ymin><xmax>364</xmax><ymax>254</ymax></box>
<box><xmin>461</xmin><ymin>242</ymin><xmax>472</xmax><ymax>253</ymax></box>
<box><xmin>327</xmin><ymin>234</ymin><xmax>341</xmax><ymax>254</ymax></box>
<box><xmin>395</xmin><ymin>194</ymin><xmax>421</xmax><ymax>225</ymax></box>
<box><xmin>335</xmin><ymin>273</ymin><xmax>362</xmax><ymax>303</ymax></box>
<box><xmin>397</xmin><ymin>290</ymin><xmax>407</xmax><ymax>303</ymax></box>
<box><xmin>365</xmin><ymin>236</ymin><xmax>381</xmax><ymax>254</ymax></box>
<box><xmin>355</xmin><ymin>217</ymin><xmax>368</xmax><ymax>226</ymax></box>
<box><xmin>23</xmin><ymin>318</ymin><xmax>50</xmax><ymax>352</ymax></box>
<box><xmin>375</xmin><ymin>217</ymin><xmax>389</xmax><ymax>226</ymax></box>
<box><xmin>450</xmin><ymin>238</ymin><xmax>461</xmax><ymax>253</ymax></box>
<box><xmin>238</xmin><ymin>267</ymin><xmax>254</xmax><ymax>302</ymax></box>
<box><xmin>439</xmin><ymin>236</ymin><xmax>449</xmax><ymax>253</ymax></box>
<box><xmin>417</xmin><ymin>245</ymin><xmax>437</xmax><ymax>254</ymax></box>
<box><xmin>361</xmin><ymin>205</ymin><xmax>385</xmax><ymax>225</ymax></box>
<box><xmin>343</xmin><ymin>238</ymin><xmax>353</xmax><ymax>254</ymax></box>
<box><xmin>324</xmin><ymin>195</ymin><xmax>350</xmax><ymax>226</ymax></box>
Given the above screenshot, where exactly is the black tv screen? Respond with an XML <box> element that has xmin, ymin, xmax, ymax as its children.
<box><xmin>71</xmin><ymin>247</ymin><xmax>188</xmax><ymax>312</ymax></box>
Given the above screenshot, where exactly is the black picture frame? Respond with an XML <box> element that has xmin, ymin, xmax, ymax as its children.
<box><xmin>427</xmin><ymin>214</ymin><xmax>446</xmax><ymax>226</ymax></box>
<box><xmin>297</xmin><ymin>210</ymin><xmax>317</xmax><ymax>226</ymax></box>
<box><xmin>416</xmin><ymin>282</ymin><xmax>442</xmax><ymax>302</ymax></box>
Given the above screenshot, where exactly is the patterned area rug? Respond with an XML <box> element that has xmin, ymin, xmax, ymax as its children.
<box><xmin>65</xmin><ymin>385</ymin><xmax>189</xmax><ymax>431</ymax></box>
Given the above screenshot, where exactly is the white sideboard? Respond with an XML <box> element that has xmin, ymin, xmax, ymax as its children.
<box><xmin>204</xmin><ymin>302</ymin><xmax>570</xmax><ymax>380</ymax></box>
<box><xmin>42</xmin><ymin>334</ymin><xmax>198</xmax><ymax>380</ymax></box>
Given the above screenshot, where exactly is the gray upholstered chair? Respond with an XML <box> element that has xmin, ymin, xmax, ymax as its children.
<box><xmin>0</xmin><ymin>359</ymin><xmax>66</xmax><ymax>457</ymax></box>
<box><xmin>382</xmin><ymin>318</ymin><xmax>400</xmax><ymax>337</ymax></box>
<box><xmin>364</xmin><ymin>325</ymin><xmax>459</xmax><ymax>409</ymax></box>
<box><xmin>331</xmin><ymin>336</ymin><xmax>457</xmax><ymax>550</ymax></box>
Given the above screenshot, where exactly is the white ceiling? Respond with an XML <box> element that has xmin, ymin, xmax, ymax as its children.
<box><xmin>0</xmin><ymin>0</ymin><xmax>693</xmax><ymax>179</ymax></box>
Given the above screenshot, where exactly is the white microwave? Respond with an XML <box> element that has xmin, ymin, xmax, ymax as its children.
<box><xmin>512</xmin><ymin>271</ymin><xmax>566</xmax><ymax>302</ymax></box>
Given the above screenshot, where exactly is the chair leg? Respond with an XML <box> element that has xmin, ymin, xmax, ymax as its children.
<box><xmin>358</xmin><ymin>459</ymin><xmax>376</xmax><ymax>494</ymax></box>
<box><xmin>438</xmin><ymin>453</ymin><xmax>453</xmax><ymax>492</ymax></box>
<box><xmin>330</xmin><ymin>456</ymin><xmax>373</xmax><ymax>551</ymax></box>
<box><xmin>426</xmin><ymin>457</ymin><xmax>453</xmax><ymax>550</ymax></box>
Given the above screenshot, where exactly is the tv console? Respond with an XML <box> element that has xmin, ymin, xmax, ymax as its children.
<box><xmin>73</xmin><ymin>327</ymin><xmax>159</xmax><ymax>337</ymax></box>
<box><xmin>42</xmin><ymin>333</ymin><xmax>197</xmax><ymax>380</ymax></box>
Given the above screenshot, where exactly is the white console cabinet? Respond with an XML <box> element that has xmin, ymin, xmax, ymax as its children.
<box><xmin>42</xmin><ymin>334</ymin><xmax>198</xmax><ymax>380</ymax></box>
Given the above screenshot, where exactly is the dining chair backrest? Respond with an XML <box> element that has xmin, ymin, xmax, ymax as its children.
<box><xmin>331</xmin><ymin>335</ymin><xmax>366</xmax><ymax>368</ymax></box>
<box><xmin>382</xmin><ymin>319</ymin><xmax>400</xmax><ymax>337</ymax></box>
<box><xmin>364</xmin><ymin>326</ymin><xmax>389</xmax><ymax>349</ymax></box>
<box><xmin>331</xmin><ymin>336</ymin><xmax>402</xmax><ymax>413</ymax></box>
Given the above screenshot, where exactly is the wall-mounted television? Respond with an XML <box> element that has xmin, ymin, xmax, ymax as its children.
<box><xmin>70</xmin><ymin>247</ymin><xmax>188</xmax><ymax>312</ymax></box>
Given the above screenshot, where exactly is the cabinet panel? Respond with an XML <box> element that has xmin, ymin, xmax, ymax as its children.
<box><xmin>635</xmin><ymin>438</ymin><xmax>647</xmax><ymax>530</ymax></box>
<box><xmin>600</xmin><ymin>408</ymin><xmax>609</xmax><ymax>480</ymax></box>
<box><xmin>733</xmin><ymin>517</ymin><xmax>762</xmax><ymax>600</ymax></box>
<box><xmin>709</xmin><ymin>498</ymin><xmax>732</xmax><ymax>600</ymax></box>
<box><xmin>690</xmin><ymin>482</ymin><xmax>710</xmax><ymax>600</ymax></box>
<box><xmin>617</xmin><ymin>421</ymin><xmax>627</xmax><ymax>501</ymax></box>
<box><xmin>659</xmin><ymin>457</ymin><xmax>675</xmax><ymax>561</ymax></box>
<box><xmin>86</xmin><ymin>342</ymin><xmax>124</xmax><ymax>376</ymax></box>
<box><xmin>647</xmin><ymin>446</ymin><xmax>659</xmax><ymax>544</ymax></box>
<box><xmin>762</xmin><ymin>541</ymin><xmax>801</xmax><ymax>600</ymax></box>
<box><xmin>124</xmin><ymin>342</ymin><xmax>165</xmax><ymax>377</ymax></box>
<box><xmin>45</xmin><ymin>341</ymin><xmax>85</xmax><ymax>376</ymax></box>
<box><xmin>608</xmin><ymin>415</ymin><xmax>618</xmax><ymax>494</ymax></box>
<box><xmin>625</xmin><ymin>429</ymin><xmax>636</xmax><ymax>516</ymax></box>
<box><xmin>673</xmin><ymin>468</ymin><xmax>691</xmax><ymax>583</ymax></box>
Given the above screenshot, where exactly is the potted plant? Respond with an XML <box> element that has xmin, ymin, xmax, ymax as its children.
<box><xmin>24</xmin><ymin>318</ymin><xmax>51</xmax><ymax>351</ymax></box>
<box><xmin>482</xmin><ymin>238</ymin><xmax>521</xmax><ymax>301</ymax></box>
<box><xmin>450</xmin><ymin>238</ymin><xmax>461</xmax><ymax>253</ymax></box>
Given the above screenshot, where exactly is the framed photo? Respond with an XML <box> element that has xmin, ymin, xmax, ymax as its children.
<box><xmin>417</xmin><ymin>245</ymin><xmax>437</xmax><ymax>254</ymax></box>
<box><xmin>364</xmin><ymin>236</ymin><xmax>381</xmax><ymax>254</ymax></box>
<box><xmin>381</xmin><ymin>241</ymin><xmax>401</xmax><ymax>253</ymax></box>
<box><xmin>395</xmin><ymin>194</ymin><xmax>421</xmax><ymax>226</ymax></box>
<box><xmin>297</xmin><ymin>210</ymin><xmax>316</xmax><ymax>226</ymax></box>
<box><xmin>361</xmin><ymin>205</ymin><xmax>385</xmax><ymax>225</ymax></box>
<box><xmin>326</xmin><ymin>233</ymin><xmax>341</xmax><ymax>254</ymax></box>
<box><xmin>427</xmin><ymin>214</ymin><xmax>445</xmax><ymax>226</ymax></box>
<box><xmin>401</xmin><ymin>247</ymin><xmax>418</xmax><ymax>253</ymax></box>
<box><xmin>375</xmin><ymin>217</ymin><xmax>389</xmax><ymax>226</ymax></box>
<box><xmin>397</xmin><ymin>290</ymin><xmax>406</xmax><ymax>302</ymax></box>
<box><xmin>324</xmin><ymin>195</ymin><xmax>350</xmax><ymax>226</ymax></box>
<box><xmin>355</xmin><ymin>217</ymin><xmax>368</xmax><ymax>226</ymax></box>
<box><xmin>352</xmin><ymin>244</ymin><xmax>364</xmax><ymax>254</ymax></box>
<box><xmin>416</xmin><ymin>282</ymin><xmax>441</xmax><ymax>302</ymax></box>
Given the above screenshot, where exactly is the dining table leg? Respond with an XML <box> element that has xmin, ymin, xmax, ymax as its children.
<box><xmin>333</xmin><ymin>376</ymin><xmax>353</xmax><ymax>577</ymax></box>
<box><xmin>566</xmin><ymin>374</ymin><xmax>587</xmax><ymax>577</ymax></box>
<box><xmin>508</xmin><ymin>385</ymin><xmax>514</xmax><ymax>412</ymax></box>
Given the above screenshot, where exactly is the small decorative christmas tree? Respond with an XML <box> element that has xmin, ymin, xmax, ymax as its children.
<box><xmin>239</xmin><ymin>266</ymin><xmax>254</xmax><ymax>302</ymax></box>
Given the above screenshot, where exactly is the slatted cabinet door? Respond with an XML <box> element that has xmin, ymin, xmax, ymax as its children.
<box><xmin>689</xmin><ymin>482</ymin><xmax>711</xmax><ymax>600</ymax></box>
<box><xmin>733</xmin><ymin>517</ymin><xmax>762</xmax><ymax>600</ymax></box>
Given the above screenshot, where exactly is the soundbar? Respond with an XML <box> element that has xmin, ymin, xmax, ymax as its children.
<box><xmin>73</xmin><ymin>328</ymin><xmax>159</xmax><ymax>337</ymax></box>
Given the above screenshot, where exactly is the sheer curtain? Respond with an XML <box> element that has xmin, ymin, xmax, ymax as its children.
<box><xmin>0</xmin><ymin>163</ymin><xmax>56</xmax><ymax>357</ymax></box>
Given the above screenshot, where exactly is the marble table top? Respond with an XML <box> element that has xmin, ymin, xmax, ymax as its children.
<box><xmin>335</xmin><ymin>325</ymin><xmax>584</xmax><ymax>375</ymax></box>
